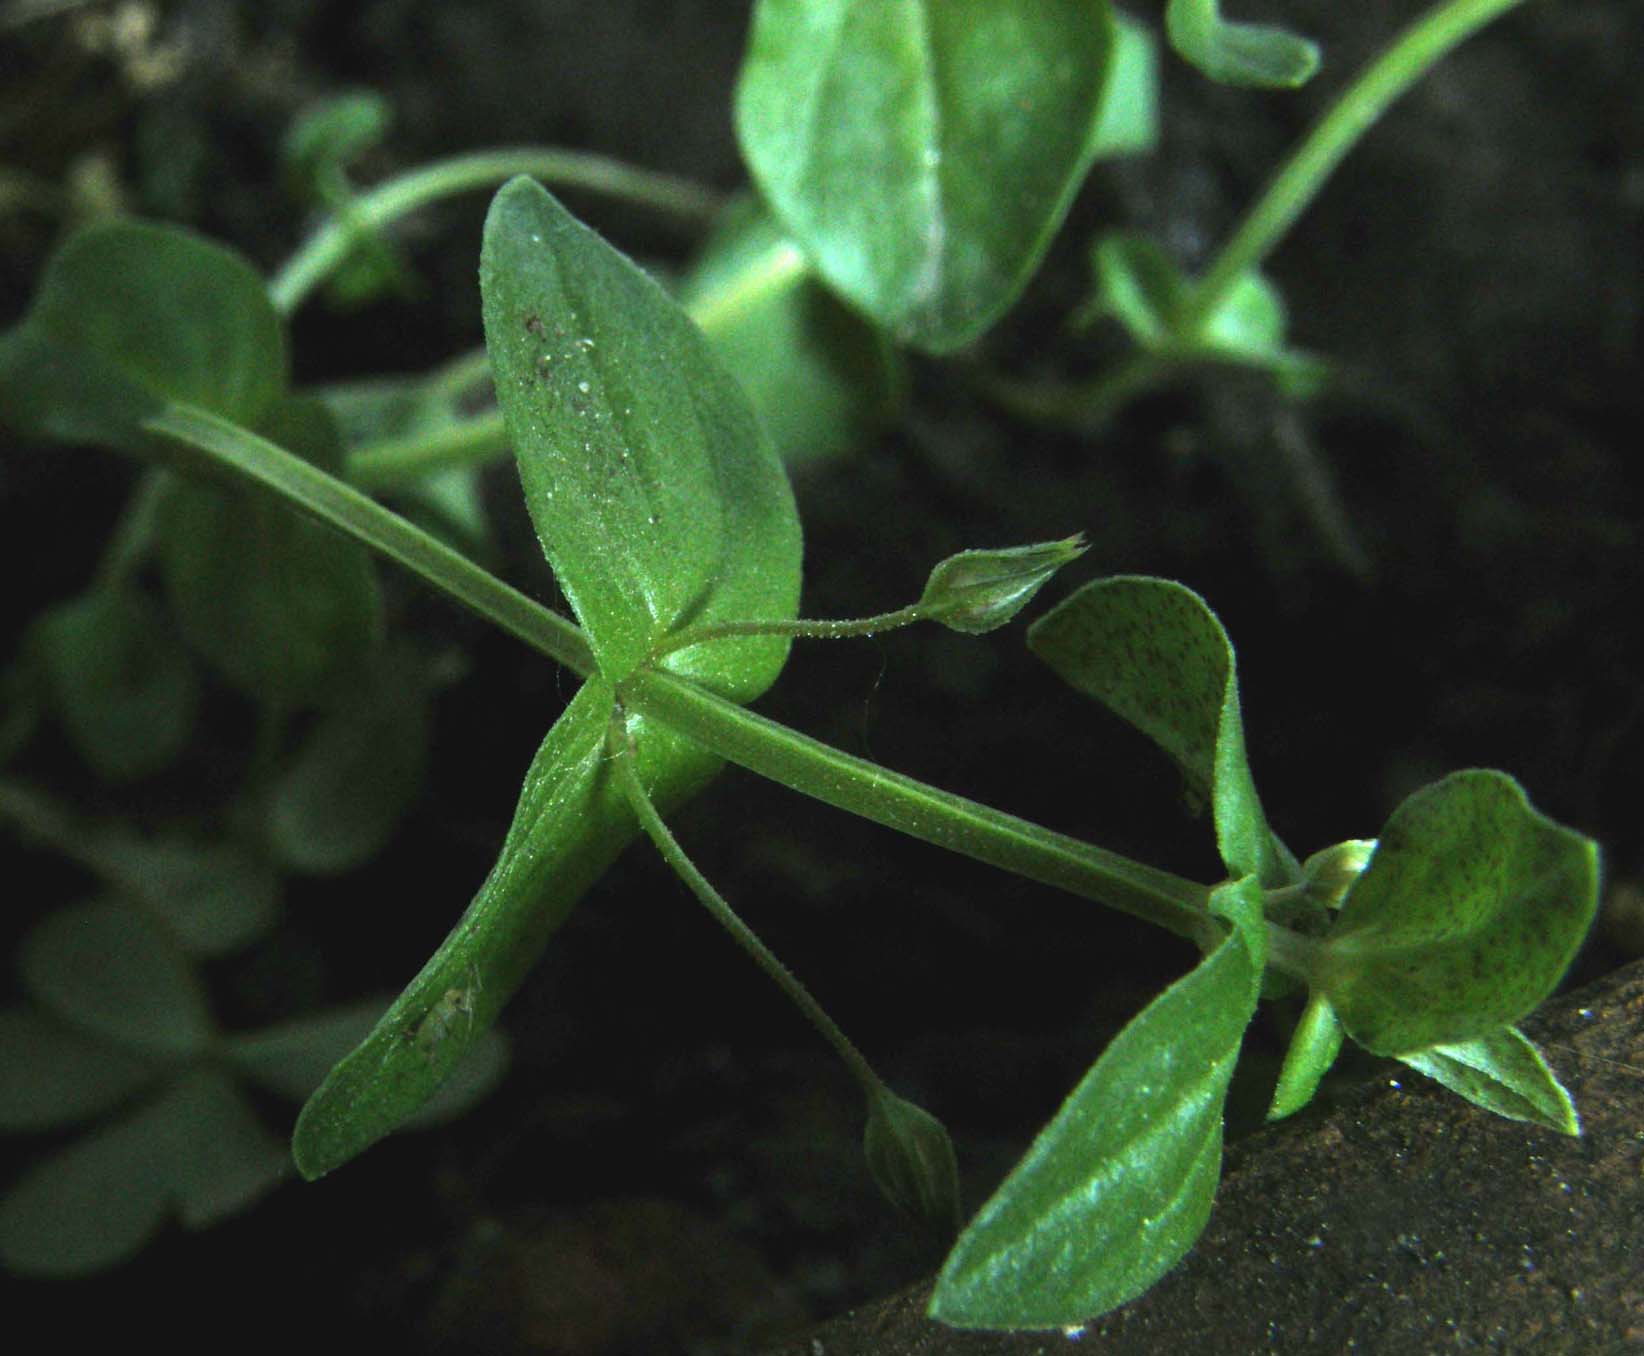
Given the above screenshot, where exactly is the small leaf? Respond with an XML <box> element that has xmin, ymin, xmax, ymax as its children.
<box><xmin>156</xmin><ymin>398</ymin><xmax>384</xmax><ymax>704</ymax></box>
<box><xmin>480</xmin><ymin>177</ymin><xmax>802</xmax><ymax>696</ymax></box>
<box><xmin>28</xmin><ymin>584</ymin><xmax>198</xmax><ymax>783</ymax></box>
<box><xmin>1028</xmin><ymin>576</ymin><xmax>1293</xmax><ymax>885</ymax></box>
<box><xmin>1089</xmin><ymin>13</ymin><xmax>1159</xmax><ymax>159</ymax></box>
<box><xmin>931</xmin><ymin>877</ymin><xmax>1265</xmax><ymax>1328</ymax></box>
<box><xmin>292</xmin><ymin>681</ymin><xmax>721</xmax><ymax>1179</ymax></box>
<box><xmin>736</xmin><ymin>0</ymin><xmax>1119</xmax><ymax>352</ymax></box>
<box><xmin>0</xmin><ymin>1009</ymin><xmax>160</xmax><ymax>1131</ymax></box>
<box><xmin>678</xmin><ymin>197</ymin><xmax>904</xmax><ymax>466</ymax></box>
<box><xmin>20</xmin><ymin>901</ymin><xmax>213</xmax><ymax>1059</ymax></box>
<box><xmin>0</xmin><ymin>219</ymin><xmax>284</xmax><ymax>456</ymax></box>
<box><xmin>1266</xmin><ymin>991</ymin><xmax>1345</xmax><ymax>1121</ymax></box>
<box><xmin>265</xmin><ymin>646</ymin><xmax>431</xmax><ymax>874</ymax></box>
<box><xmin>916</xmin><ymin>537</ymin><xmax>1087</xmax><ymax>635</ymax></box>
<box><xmin>0</xmin><ymin>1069</ymin><xmax>287</xmax><ymax>1277</ymax></box>
<box><xmin>1398</xmin><ymin>1026</ymin><xmax>1580</xmax><ymax>1136</ymax></box>
<box><xmin>1165</xmin><ymin>0</ymin><xmax>1320</xmax><ymax>90</ymax></box>
<box><xmin>281</xmin><ymin>90</ymin><xmax>393</xmax><ymax>197</ymax></box>
<box><xmin>1298</xmin><ymin>838</ymin><xmax>1377</xmax><ymax>911</ymax></box>
<box><xmin>1319</xmin><ymin>770</ymin><xmax>1599</xmax><ymax>1055</ymax></box>
<box><xmin>89</xmin><ymin>830</ymin><xmax>279</xmax><ymax>958</ymax></box>
<box><xmin>1089</xmin><ymin>233</ymin><xmax>1188</xmax><ymax>350</ymax></box>
<box><xmin>863</xmin><ymin>1084</ymin><xmax>960</xmax><ymax>1234</ymax></box>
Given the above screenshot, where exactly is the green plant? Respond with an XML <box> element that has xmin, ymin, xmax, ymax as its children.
<box><xmin>0</xmin><ymin>0</ymin><xmax>1601</xmax><ymax>1332</ymax></box>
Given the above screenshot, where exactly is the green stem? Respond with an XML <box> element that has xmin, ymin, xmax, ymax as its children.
<box><xmin>94</xmin><ymin>467</ymin><xmax>168</xmax><ymax>585</ymax></box>
<box><xmin>608</xmin><ymin>706</ymin><xmax>885</xmax><ymax>1095</ymax></box>
<box><xmin>650</xmin><ymin>605</ymin><xmax>926</xmax><ymax>664</ymax></box>
<box><xmin>270</xmin><ymin>148</ymin><xmax>724</xmax><ymax>315</ymax></box>
<box><xmin>621</xmin><ymin>666</ymin><xmax>1219</xmax><ymax>949</ymax></box>
<box><xmin>347</xmin><ymin>409</ymin><xmax>511</xmax><ymax>490</ymax></box>
<box><xmin>1181</xmin><ymin>0</ymin><xmax>1532</xmax><ymax>335</ymax></box>
<box><xmin>141</xmin><ymin>402</ymin><xmax>595</xmax><ymax>678</ymax></box>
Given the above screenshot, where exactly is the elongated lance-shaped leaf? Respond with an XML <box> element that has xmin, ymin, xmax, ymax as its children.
<box><xmin>735</xmin><ymin>0</ymin><xmax>1120</xmax><ymax>352</ymax></box>
<box><xmin>1165</xmin><ymin>0</ymin><xmax>1319</xmax><ymax>90</ymax></box>
<box><xmin>1028</xmin><ymin>576</ymin><xmax>1294</xmax><ymax>886</ymax></box>
<box><xmin>480</xmin><ymin>177</ymin><xmax>802</xmax><ymax>694</ymax></box>
<box><xmin>0</xmin><ymin>219</ymin><xmax>285</xmax><ymax>456</ymax></box>
<box><xmin>931</xmin><ymin>875</ymin><xmax>1265</xmax><ymax>1328</ymax></box>
<box><xmin>1267</xmin><ymin>990</ymin><xmax>1345</xmax><ymax>1121</ymax></box>
<box><xmin>1318</xmin><ymin>770</ymin><xmax>1598</xmax><ymax>1055</ymax></box>
<box><xmin>1397</xmin><ymin>1026</ymin><xmax>1579</xmax><ymax>1136</ymax></box>
<box><xmin>293</xmin><ymin>682</ymin><xmax>719</xmax><ymax>1178</ymax></box>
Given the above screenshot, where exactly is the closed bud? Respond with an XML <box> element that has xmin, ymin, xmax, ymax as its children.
<box><xmin>863</xmin><ymin>1085</ymin><xmax>961</xmax><ymax>1235</ymax></box>
<box><xmin>915</xmin><ymin>536</ymin><xmax>1087</xmax><ymax>635</ymax></box>
<box><xmin>1301</xmin><ymin>838</ymin><xmax>1377</xmax><ymax>910</ymax></box>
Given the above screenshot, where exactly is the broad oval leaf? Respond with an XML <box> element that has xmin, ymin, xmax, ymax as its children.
<box><xmin>28</xmin><ymin>583</ymin><xmax>198</xmax><ymax>783</ymax></box>
<box><xmin>480</xmin><ymin>177</ymin><xmax>802</xmax><ymax>696</ymax></box>
<box><xmin>1165</xmin><ymin>0</ymin><xmax>1320</xmax><ymax>90</ymax></box>
<box><xmin>292</xmin><ymin>680</ymin><xmax>721</xmax><ymax>1179</ymax></box>
<box><xmin>156</xmin><ymin>398</ymin><xmax>384</xmax><ymax>704</ymax></box>
<box><xmin>1397</xmin><ymin>1026</ymin><xmax>1580</xmax><ymax>1136</ymax></box>
<box><xmin>678</xmin><ymin>197</ymin><xmax>904</xmax><ymax>466</ymax></box>
<box><xmin>0</xmin><ymin>219</ymin><xmax>284</xmax><ymax>456</ymax></box>
<box><xmin>0</xmin><ymin>1009</ymin><xmax>159</xmax><ymax>1131</ymax></box>
<box><xmin>736</xmin><ymin>0</ymin><xmax>1119</xmax><ymax>352</ymax></box>
<box><xmin>1319</xmin><ymin>770</ymin><xmax>1599</xmax><ymax>1055</ymax></box>
<box><xmin>932</xmin><ymin>877</ymin><xmax>1265</xmax><ymax>1328</ymax></box>
<box><xmin>1028</xmin><ymin>576</ymin><xmax>1293</xmax><ymax>885</ymax></box>
<box><xmin>88</xmin><ymin>831</ymin><xmax>279</xmax><ymax>958</ymax></box>
<box><xmin>20</xmin><ymin>901</ymin><xmax>213</xmax><ymax>1059</ymax></box>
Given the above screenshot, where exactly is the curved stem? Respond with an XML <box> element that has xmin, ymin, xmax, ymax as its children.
<box><xmin>270</xmin><ymin>148</ymin><xmax>724</xmax><ymax>315</ymax></box>
<box><xmin>622</xmin><ymin>666</ymin><xmax>1219</xmax><ymax>949</ymax></box>
<box><xmin>650</xmin><ymin>604</ymin><xmax>926</xmax><ymax>664</ymax></box>
<box><xmin>141</xmin><ymin>402</ymin><xmax>595</xmax><ymax>679</ymax></box>
<box><xmin>609</xmin><ymin>706</ymin><xmax>885</xmax><ymax>1095</ymax></box>
<box><xmin>1181</xmin><ymin>0</ymin><xmax>1532</xmax><ymax>335</ymax></box>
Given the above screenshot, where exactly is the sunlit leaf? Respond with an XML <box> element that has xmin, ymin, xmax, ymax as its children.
<box><xmin>1319</xmin><ymin>770</ymin><xmax>1599</xmax><ymax>1054</ymax></box>
<box><xmin>1398</xmin><ymin>1026</ymin><xmax>1580</xmax><ymax>1136</ymax></box>
<box><xmin>736</xmin><ymin>0</ymin><xmax>1119</xmax><ymax>351</ymax></box>
<box><xmin>932</xmin><ymin>876</ymin><xmax>1265</xmax><ymax>1328</ymax></box>
<box><xmin>480</xmin><ymin>177</ymin><xmax>802</xmax><ymax>694</ymax></box>
<box><xmin>1266</xmin><ymin>991</ymin><xmax>1344</xmax><ymax>1121</ymax></box>
<box><xmin>1165</xmin><ymin>0</ymin><xmax>1319</xmax><ymax>89</ymax></box>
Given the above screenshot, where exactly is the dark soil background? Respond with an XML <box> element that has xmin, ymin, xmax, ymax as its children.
<box><xmin>2</xmin><ymin>2</ymin><xmax>1641</xmax><ymax>1352</ymax></box>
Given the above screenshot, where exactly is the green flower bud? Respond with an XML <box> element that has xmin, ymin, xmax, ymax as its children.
<box><xmin>915</xmin><ymin>537</ymin><xmax>1087</xmax><ymax>635</ymax></box>
<box><xmin>864</xmin><ymin>1085</ymin><xmax>960</xmax><ymax>1234</ymax></box>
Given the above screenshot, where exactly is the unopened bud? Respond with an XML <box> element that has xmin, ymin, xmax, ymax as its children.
<box><xmin>864</xmin><ymin>1085</ymin><xmax>961</xmax><ymax>1234</ymax></box>
<box><xmin>916</xmin><ymin>537</ymin><xmax>1087</xmax><ymax>635</ymax></box>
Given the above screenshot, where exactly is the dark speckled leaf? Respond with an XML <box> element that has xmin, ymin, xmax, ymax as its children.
<box><xmin>1319</xmin><ymin>770</ymin><xmax>1598</xmax><ymax>1055</ymax></box>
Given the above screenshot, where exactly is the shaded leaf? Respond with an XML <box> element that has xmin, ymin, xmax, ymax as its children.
<box><xmin>678</xmin><ymin>197</ymin><xmax>904</xmax><ymax>466</ymax></box>
<box><xmin>480</xmin><ymin>177</ymin><xmax>802</xmax><ymax>694</ymax></box>
<box><xmin>1320</xmin><ymin>770</ymin><xmax>1599</xmax><ymax>1054</ymax></box>
<box><xmin>1165</xmin><ymin>0</ymin><xmax>1320</xmax><ymax>89</ymax></box>
<box><xmin>156</xmin><ymin>397</ymin><xmax>384</xmax><ymax>703</ymax></box>
<box><xmin>20</xmin><ymin>901</ymin><xmax>213</xmax><ymax>1059</ymax></box>
<box><xmin>0</xmin><ymin>219</ymin><xmax>284</xmax><ymax>457</ymax></box>
<box><xmin>1028</xmin><ymin>576</ymin><xmax>1293</xmax><ymax>885</ymax></box>
<box><xmin>931</xmin><ymin>877</ymin><xmax>1265</xmax><ymax>1328</ymax></box>
<box><xmin>90</xmin><ymin>831</ymin><xmax>279</xmax><ymax>958</ymax></box>
<box><xmin>28</xmin><ymin>584</ymin><xmax>198</xmax><ymax>783</ymax></box>
<box><xmin>1398</xmin><ymin>1026</ymin><xmax>1579</xmax><ymax>1136</ymax></box>
<box><xmin>736</xmin><ymin>0</ymin><xmax>1118</xmax><ymax>352</ymax></box>
<box><xmin>0</xmin><ymin>1009</ymin><xmax>159</xmax><ymax>1131</ymax></box>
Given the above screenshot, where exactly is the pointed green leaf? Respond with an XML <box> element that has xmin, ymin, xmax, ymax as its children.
<box><xmin>864</xmin><ymin>1084</ymin><xmax>961</xmax><ymax>1234</ymax></box>
<box><xmin>21</xmin><ymin>901</ymin><xmax>213</xmax><ymax>1059</ymax></box>
<box><xmin>1319</xmin><ymin>770</ymin><xmax>1599</xmax><ymax>1055</ymax></box>
<box><xmin>1398</xmin><ymin>1026</ymin><xmax>1580</xmax><ymax>1136</ymax></box>
<box><xmin>1028</xmin><ymin>576</ymin><xmax>1293</xmax><ymax>885</ymax></box>
<box><xmin>28</xmin><ymin>583</ymin><xmax>198</xmax><ymax>783</ymax></box>
<box><xmin>156</xmin><ymin>398</ymin><xmax>384</xmax><ymax>703</ymax></box>
<box><xmin>1266</xmin><ymin>991</ymin><xmax>1345</xmax><ymax>1121</ymax></box>
<box><xmin>932</xmin><ymin>876</ymin><xmax>1265</xmax><ymax>1328</ymax></box>
<box><xmin>0</xmin><ymin>1009</ymin><xmax>160</xmax><ymax>1131</ymax></box>
<box><xmin>735</xmin><ymin>0</ymin><xmax>1119</xmax><ymax>352</ymax></box>
<box><xmin>916</xmin><ymin>536</ymin><xmax>1087</xmax><ymax>635</ymax></box>
<box><xmin>678</xmin><ymin>198</ymin><xmax>904</xmax><ymax>466</ymax></box>
<box><xmin>1165</xmin><ymin>0</ymin><xmax>1320</xmax><ymax>90</ymax></box>
<box><xmin>480</xmin><ymin>177</ymin><xmax>802</xmax><ymax>694</ymax></box>
<box><xmin>0</xmin><ymin>219</ymin><xmax>284</xmax><ymax>456</ymax></box>
<box><xmin>292</xmin><ymin>680</ymin><xmax>720</xmax><ymax>1179</ymax></box>
<box><xmin>1089</xmin><ymin>233</ymin><xmax>1189</xmax><ymax>349</ymax></box>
